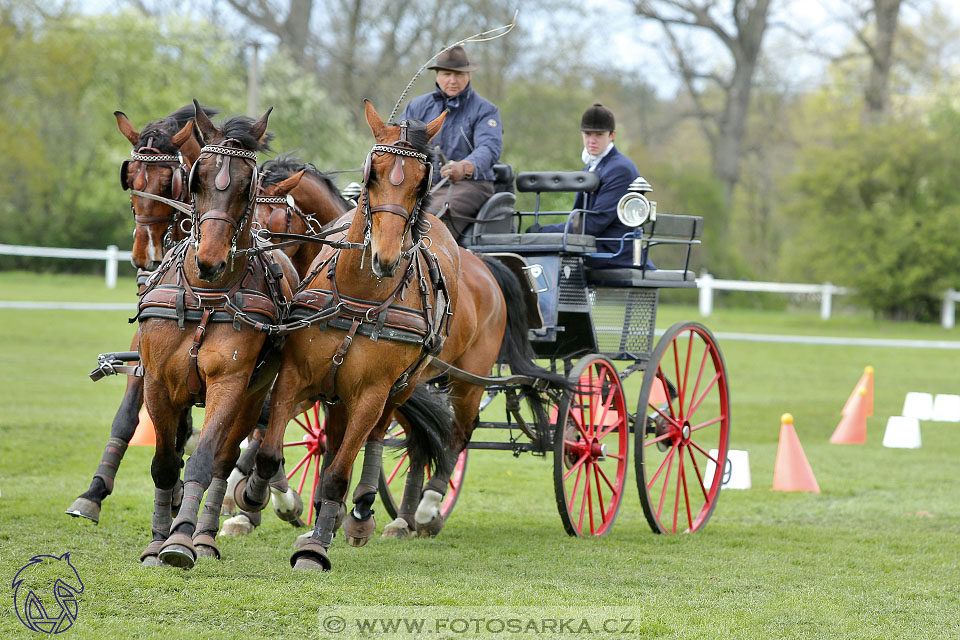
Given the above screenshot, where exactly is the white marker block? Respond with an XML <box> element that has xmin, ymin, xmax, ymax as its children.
<box><xmin>902</xmin><ymin>392</ymin><xmax>934</xmax><ymax>421</ymax></box>
<box><xmin>704</xmin><ymin>449</ymin><xmax>751</xmax><ymax>490</ymax></box>
<box><xmin>882</xmin><ymin>416</ymin><xmax>922</xmax><ymax>449</ymax></box>
<box><xmin>932</xmin><ymin>394</ymin><xmax>960</xmax><ymax>422</ymax></box>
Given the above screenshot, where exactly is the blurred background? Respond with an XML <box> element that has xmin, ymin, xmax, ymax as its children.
<box><xmin>3</xmin><ymin>0</ymin><xmax>960</xmax><ymax>321</ymax></box>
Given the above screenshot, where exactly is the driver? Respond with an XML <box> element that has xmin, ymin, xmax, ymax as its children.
<box><xmin>534</xmin><ymin>103</ymin><xmax>653</xmax><ymax>270</ymax></box>
<box><xmin>399</xmin><ymin>45</ymin><xmax>503</xmax><ymax>241</ymax></box>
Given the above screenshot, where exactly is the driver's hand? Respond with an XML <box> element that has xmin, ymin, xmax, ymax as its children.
<box><xmin>441</xmin><ymin>160</ymin><xmax>474</xmax><ymax>183</ymax></box>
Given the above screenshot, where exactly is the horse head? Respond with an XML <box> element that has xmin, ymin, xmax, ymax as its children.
<box><xmin>189</xmin><ymin>99</ymin><xmax>273</xmax><ymax>282</ymax></box>
<box><xmin>362</xmin><ymin>100</ymin><xmax>446</xmax><ymax>278</ymax></box>
<box><xmin>117</xmin><ymin>104</ymin><xmax>217</xmax><ymax>271</ymax></box>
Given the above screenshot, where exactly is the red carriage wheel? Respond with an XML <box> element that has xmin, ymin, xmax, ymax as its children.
<box><xmin>635</xmin><ymin>322</ymin><xmax>730</xmax><ymax>534</ymax></box>
<box><xmin>283</xmin><ymin>401</ymin><xmax>326</xmax><ymax>525</ymax></box>
<box><xmin>552</xmin><ymin>354</ymin><xmax>629</xmax><ymax>537</ymax></box>
<box><xmin>378</xmin><ymin>421</ymin><xmax>468</xmax><ymax>522</ymax></box>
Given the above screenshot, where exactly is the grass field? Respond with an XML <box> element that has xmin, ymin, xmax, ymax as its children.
<box><xmin>1</xmin><ymin>271</ymin><xmax>959</xmax><ymax>639</ymax></box>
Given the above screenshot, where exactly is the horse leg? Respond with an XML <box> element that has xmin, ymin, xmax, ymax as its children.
<box><xmin>220</xmin><ymin>431</ymin><xmax>263</xmax><ymax>535</ymax></box>
<box><xmin>382</xmin><ymin>460</ymin><xmax>423</xmax><ymax>539</ymax></box>
<box><xmin>415</xmin><ymin>381</ymin><xmax>481</xmax><ymax>537</ymax></box>
<box><xmin>140</xmin><ymin>388</ymin><xmax>183</xmax><ymax>566</ymax></box>
<box><xmin>159</xmin><ymin>378</ymin><xmax>249</xmax><ymax>569</ymax></box>
<box><xmin>194</xmin><ymin>392</ymin><xmax>267</xmax><ymax>559</ymax></box>
<box><xmin>291</xmin><ymin>402</ymin><xmax>376</xmax><ymax>571</ymax></box>
<box><xmin>66</xmin><ymin>373</ymin><xmax>143</xmax><ymax>524</ymax></box>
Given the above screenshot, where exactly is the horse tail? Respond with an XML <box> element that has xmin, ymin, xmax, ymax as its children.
<box><xmin>393</xmin><ymin>383</ymin><xmax>454</xmax><ymax>473</ymax></box>
<box><xmin>480</xmin><ymin>256</ymin><xmax>573</xmax><ymax>444</ymax></box>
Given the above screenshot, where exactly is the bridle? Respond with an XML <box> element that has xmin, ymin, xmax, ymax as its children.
<box><xmin>121</xmin><ymin>144</ymin><xmax>191</xmax><ymax>251</ymax></box>
<box><xmin>254</xmin><ymin>193</ymin><xmax>326</xmax><ymax>236</ymax></box>
<box><xmin>359</xmin><ymin>121</ymin><xmax>434</xmax><ymax>261</ymax></box>
<box><xmin>188</xmin><ymin>140</ymin><xmax>261</xmax><ymax>259</ymax></box>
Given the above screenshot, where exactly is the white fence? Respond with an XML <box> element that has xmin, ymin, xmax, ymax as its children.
<box><xmin>0</xmin><ymin>243</ymin><xmax>131</xmax><ymax>289</ymax></box>
<box><xmin>941</xmin><ymin>289</ymin><xmax>960</xmax><ymax>329</ymax></box>
<box><xmin>697</xmin><ymin>273</ymin><xmax>849</xmax><ymax>320</ymax></box>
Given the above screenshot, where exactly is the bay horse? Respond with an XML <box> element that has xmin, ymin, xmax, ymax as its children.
<box><xmin>237</xmin><ymin>102</ymin><xmax>459</xmax><ymax>571</ymax></box>
<box><xmin>66</xmin><ymin>104</ymin><xmax>217</xmax><ymax>525</ymax></box>
<box><xmin>218</xmin><ymin>155</ymin><xmax>352</xmax><ymax>535</ymax></box>
<box><xmin>136</xmin><ymin>102</ymin><xmax>297</xmax><ymax>568</ymax></box>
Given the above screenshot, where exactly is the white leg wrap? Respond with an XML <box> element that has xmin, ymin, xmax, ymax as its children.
<box><xmin>271</xmin><ymin>486</ymin><xmax>297</xmax><ymax>512</ymax></box>
<box><xmin>221</xmin><ymin>467</ymin><xmax>244</xmax><ymax>516</ymax></box>
<box><xmin>414</xmin><ymin>489</ymin><xmax>443</xmax><ymax>525</ymax></box>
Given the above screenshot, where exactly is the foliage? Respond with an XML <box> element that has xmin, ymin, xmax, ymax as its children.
<box><xmin>782</xmin><ymin>103</ymin><xmax>960</xmax><ymax>320</ymax></box>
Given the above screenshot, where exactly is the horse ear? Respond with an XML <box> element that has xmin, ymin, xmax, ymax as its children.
<box><xmin>115</xmin><ymin>111</ymin><xmax>140</xmax><ymax>146</ymax></box>
<box><xmin>276</xmin><ymin>170</ymin><xmax>305</xmax><ymax>194</ymax></box>
<box><xmin>193</xmin><ymin>98</ymin><xmax>218</xmax><ymax>144</ymax></box>
<box><xmin>425</xmin><ymin>110</ymin><xmax>448</xmax><ymax>143</ymax></box>
<box><xmin>364</xmin><ymin>99</ymin><xmax>386</xmax><ymax>140</ymax></box>
<box><xmin>249</xmin><ymin>106</ymin><xmax>274</xmax><ymax>145</ymax></box>
<box><xmin>174</xmin><ymin>120</ymin><xmax>203</xmax><ymax>164</ymax></box>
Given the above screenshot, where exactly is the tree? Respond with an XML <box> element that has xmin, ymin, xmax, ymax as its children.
<box><xmin>633</xmin><ymin>0</ymin><xmax>774</xmax><ymax>220</ymax></box>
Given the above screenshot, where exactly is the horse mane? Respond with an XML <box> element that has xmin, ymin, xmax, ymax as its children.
<box><xmin>220</xmin><ymin>115</ymin><xmax>274</xmax><ymax>152</ymax></box>
<box><xmin>261</xmin><ymin>153</ymin><xmax>351</xmax><ymax>207</ymax></box>
<box><xmin>136</xmin><ymin>103</ymin><xmax>219</xmax><ymax>154</ymax></box>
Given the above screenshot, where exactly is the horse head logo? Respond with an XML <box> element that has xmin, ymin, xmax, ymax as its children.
<box><xmin>12</xmin><ymin>553</ymin><xmax>84</xmax><ymax>634</ymax></box>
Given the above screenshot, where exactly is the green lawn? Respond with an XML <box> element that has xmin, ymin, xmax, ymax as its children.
<box><xmin>1</xmin><ymin>271</ymin><xmax>959</xmax><ymax>639</ymax></box>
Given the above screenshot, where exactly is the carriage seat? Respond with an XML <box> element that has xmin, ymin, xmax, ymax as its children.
<box><xmin>587</xmin><ymin>213</ymin><xmax>703</xmax><ymax>289</ymax></box>
<box><xmin>460</xmin><ymin>192</ymin><xmax>517</xmax><ymax>246</ymax></box>
<box><xmin>492</xmin><ymin>163</ymin><xmax>515</xmax><ymax>193</ymax></box>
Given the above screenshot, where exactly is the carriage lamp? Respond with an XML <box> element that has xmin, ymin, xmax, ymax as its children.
<box><xmin>617</xmin><ymin>177</ymin><xmax>656</xmax><ymax>227</ymax></box>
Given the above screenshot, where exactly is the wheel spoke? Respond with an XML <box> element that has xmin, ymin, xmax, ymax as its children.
<box><xmin>657</xmin><ymin>367</ymin><xmax>677</xmax><ymax>421</ymax></box>
<box><xmin>671</xmin><ymin>340</ymin><xmax>682</xmax><ymax>416</ymax></box>
<box><xmin>284</xmin><ymin>439</ymin><xmax>310</xmax><ymax>448</ymax></box>
<box><xmin>593</xmin><ymin>463</ymin><xmax>607</xmax><ymax>520</ymax></box>
<box><xmin>595</xmin><ymin>462</ymin><xmax>618</xmax><ymax>494</ymax></box>
<box><xmin>687</xmin><ymin>372</ymin><xmax>722</xmax><ymax>419</ymax></box>
<box><xmin>648</xmin><ymin>442</ymin><xmax>678</xmax><ymax>486</ymax></box>
<box><xmin>686</xmin><ymin>443</ymin><xmax>709</xmax><ymax>500</ymax></box>
<box><xmin>386</xmin><ymin>452</ymin><xmax>409</xmax><ymax>484</ymax></box>
<box><xmin>656</xmin><ymin>448</ymin><xmax>675</xmax><ymax>521</ymax></box>
<box><xmin>687</xmin><ymin>344</ymin><xmax>711</xmax><ymax>418</ymax></box>
<box><xmin>287</xmin><ymin>448</ymin><xmax>313</xmax><ymax>478</ymax></box>
<box><xmin>680</xmin><ymin>448</ymin><xmax>693</xmax><ymax>531</ymax></box>
<box><xmin>673</xmin><ymin>446</ymin><xmax>684</xmax><ymax>533</ymax></box>
<box><xmin>293</xmin><ymin>453</ymin><xmax>311</xmax><ymax>494</ymax></box>
<box><xmin>563</xmin><ymin>450</ymin><xmax>590</xmax><ymax>480</ymax></box>
<box><xmin>680</xmin><ymin>330</ymin><xmax>694</xmax><ymax>416</ymax></box>
<box><xmin>568</xmin><ymin>462</ymin><xmax>584</xmax><ymax>514</ymax></box>
<box><xmin>579</xmin><ymin>463</ymin><xmax>592</xmax><ymax>533</ymax></box>
<box><xmin>690</xmin><ymin>414</ymin><xmax>726</xmax><ymax>433</ymax></box>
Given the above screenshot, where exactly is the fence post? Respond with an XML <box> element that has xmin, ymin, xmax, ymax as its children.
<box><xmin>105</xmin><ymin>245</ymin><xmax>119</xmax><ymax>289</ymax></box>
<box><xmin>698</xmin><ymin>272</ymin><xmax>714</xmax><ymax>317</ymax></box>
<box><xmin>820</xmin><ymin>282</ymin><xmax>834</xmax><ymax>320</ymax></box>
<box><xmin>943</xmin><ymin>288</ymin><xmax>956</xmax><ymax>329</ymax></box>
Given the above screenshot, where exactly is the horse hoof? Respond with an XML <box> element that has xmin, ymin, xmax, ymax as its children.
<box><xmin>416</xmin><ymin>516</ymin><xmax>444</xmax><ymax>538</ymax></box>
<box><xmin>219</xmin><ymin>514</ymin><xmax>255</xmax><ymax>537</ymax></box>
<box><xmin>291</xmin><ymin>542</ymin><xmax>331</xmax><ymax>571</ymax></box>
<box><xmin>193</xmin><ymin>533</ymin><xmax>221</xmax><ymax>560</ymax></box>
<box><xmin>381</xmin><ymin>518</ymin><xmax>414</xmax><ymax>539</ymax></box>
<box><xmin>65</xmin><ymin>498</ymin><xmax>100</xmax><ymax>524</ymax></box>
<box><xmin>159</xmin><ymin>533</ymin><xmax>196</xmax><ymax>569</ymax></box>
<box><xmin>233</xmin><ymin>476</ymin><xmax>270</xmax><ymax>512</ymax></box>
<box><xmin>271</xmin><ymin>487</ymin><xmax>304</xmax><ymax>523</ymax></box>
<box><xmin>140</xmin><ymin>555</ymin><xmax>162</xmax><ymax>567</ymax></box>
<box><xmin>343</xmin><ymin>512</ymin><xmax>375</xmax><ymax>548</ymax></box>
<box><xmin>139</xmin><ymin>540</ymin><xmax>165</xmax><ymax>566</ymax></box>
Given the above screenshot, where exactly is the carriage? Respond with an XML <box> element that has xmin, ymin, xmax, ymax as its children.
<box><xmin>283</xmin><ymin>162</ymin><xmax>731</xmax><ymax>538</ymax></box>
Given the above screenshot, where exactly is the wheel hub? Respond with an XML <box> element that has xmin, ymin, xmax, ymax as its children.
<box><xmin>681</xmin><ymin>422</ymin><xmax>691</xmax><ymax>441</ymax></box>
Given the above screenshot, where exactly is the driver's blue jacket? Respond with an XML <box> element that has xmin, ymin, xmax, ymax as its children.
<box><xmin>400</xmin><ymin>84</ymin><xmax>503</xmax><ymax>183</ymax></box>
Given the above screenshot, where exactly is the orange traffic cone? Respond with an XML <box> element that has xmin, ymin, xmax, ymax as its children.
<box><xmin>649</xmin><ymin>377</ymin><xmax>669</xmax><ymax>405</ymax></box>
<box><xmin>830</xmin><ymin>386</ymin><xmax>868</xmax><ymax>445</ymax></box>
<box><xmin>128</xmin><ymin>407</ymin><xmax>157</xmax><ymax>446</ymax></box>
<box><xmin>841</xmin><ymin>366</ymin><xmax>873</xmax><ymax>417</ymax></box>
<box><xmin>772</xmin><ymin>414</ymin><xmax>820</xmax><ymax>493</ymax></box>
